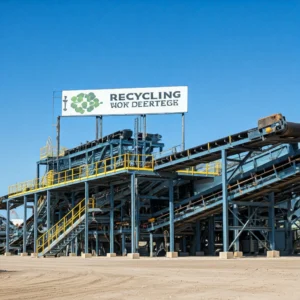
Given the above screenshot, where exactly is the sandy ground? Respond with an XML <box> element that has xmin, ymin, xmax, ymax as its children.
<box><xmin>0</xmin><ymin>256</ymin><xmax>300</xmax><ymax>300</ymax></box>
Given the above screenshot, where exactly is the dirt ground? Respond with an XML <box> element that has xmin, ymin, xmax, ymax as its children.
<box><xmin>0</xmin><ymin>256</ymin><xmax>300</xmax><ymax>300</ymax></box>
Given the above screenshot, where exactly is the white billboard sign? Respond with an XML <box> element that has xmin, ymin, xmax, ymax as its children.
<box><xmin>62</xmin><ymin>86</ymin><xmax>188</xmax><ymax>116</ymax></box>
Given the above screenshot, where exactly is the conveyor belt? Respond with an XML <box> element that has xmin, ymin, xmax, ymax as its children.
<box><xmin>154</xmin><ymin>114</ymin><xmax>300</xmax><ymax>171</ymax></box>
<box><xmin>64</xmin><ymin>130</ymin><xmax>162</xmax><ymax>155</ymax></box>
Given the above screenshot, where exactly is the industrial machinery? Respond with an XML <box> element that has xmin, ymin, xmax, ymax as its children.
<box><xmin>1</xmin><ymin>113</ymin><xmax>300</xmax><ymax>257</ymax></box>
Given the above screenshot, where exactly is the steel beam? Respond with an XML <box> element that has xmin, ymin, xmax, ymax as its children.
<box><xmin>6</xmin><ymin>200</ymin><xmax>10</xmax><ymax>253</ymax></box>
<box><xmin>169</xmin><ymin>179</ymin><xmax>174</xmax><ymax>252</ymax></box>
<box><xmin>269</xmin><ymin>192</ymin><xmax>275</xmax><ymax>250</ymax></box>
<box><xmin>121</xmin><ymin>233</ymin><xmax>125</xmax><ymax>255</ymax></box>
<box><xmin>34</xmin><ymin>193</ymin><xmax>38</xmax><ymax>253</ymax></box>
<box><xmin>221</xmin><ymin>149</ymin><xmax>228</xmax><ymax>251</ymax></box>
<box><xmin>131</xmin><ymin>173</ymin><xmax>136</xmax><ymax>253</ymax></box>
<box><xmin>181</xmin><ymin>113</ymin><xmax>185</xmax><ymax>151</ymax></box>
<box><xmin>47</xmin><ymin>190</ymin><xmax>51</xmax><ymax>230</ymax></box>
<box><xmin>182</xmin><ymin>236</ymin><xmax>187</xmax><ymax>252</ymax></box>
<box><xmin>110</xmin><ymin>184</ymin><xmax>114</xmax><ymax>253</ymax></box>
<box><xmin>233</xmin><ymin>204</ymin><xmax>239</xmax><ymax>251</ymax></box>
<box><xmin>195</xmin><ymin>220</ymin><xmax>201</xmax><ymax>252</ymax></box>
<box><xmin>150</xmin><ymin>233</ymin><xmax>153</xmax><ymax>257</ymax></box>
<box><xmin>85</xmin><ymin>181</ymin><xmax>89</xmax><ymax>253</ymax></box>
<box><xmin>208</xmin><ymin>216</ymin><xmax>215</xmax><ymax>255</ymax></box>
<box><xmin>95</xmin><ymin>230</ymin><xmax>99</xmax><ymax>256</ymax></box>
<box><xmin>23</xmin><ymin>196</ymin><xmax>27</xmax><ymax>253</ymax></box>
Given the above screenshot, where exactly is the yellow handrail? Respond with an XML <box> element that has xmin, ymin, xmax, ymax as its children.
<box><xmin>36</xmin><ymin>197</ymin><xmax>95</xmax><ymax>254</ymax></box>
<box><xmin>8</xmin><ymin>154</ymin><xmax>221</xmax><ymax>197</ymax></box>
<box><xmin>8</xmin><ymin>154</ymin><xmax>153</xmax><ymax>196</ymax></box>
<box><xmin>177</xmin><ymin>161</ymin><xmax>221</xmax><ymax>176</ymax></box>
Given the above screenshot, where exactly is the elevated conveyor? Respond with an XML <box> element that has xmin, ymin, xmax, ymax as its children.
<box><xmin>146</xmin><ymin>147</ymin><xmax>300</xmax><ymax>232</ymax></box>
<box><xmin>154</xmin><ymin>114</ymin><xmax>300</xmax><ymax>171</ymax></box>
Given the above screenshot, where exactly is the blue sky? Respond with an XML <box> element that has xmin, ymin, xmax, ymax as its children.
<box><xmin>0</xmin><ymin>0</ymin><xmax>299</xmax><ymax>212</ymax></box>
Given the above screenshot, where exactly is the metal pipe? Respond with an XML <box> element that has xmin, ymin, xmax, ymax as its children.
<box><xmin>221</xmin><ymin>149</ymin><xmax>228</xmax><ymax>252</ymax></box>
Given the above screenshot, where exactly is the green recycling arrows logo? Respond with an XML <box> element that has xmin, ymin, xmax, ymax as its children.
<box><xmin>70</xmin><ymin>92</ymin><xmax>103</xmax><ymax>114</ymax></box>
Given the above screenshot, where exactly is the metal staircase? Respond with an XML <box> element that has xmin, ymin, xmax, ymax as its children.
<box><xmin>36</xmin><ymin>198</ymin><xmax>96</xmax><ymax>257</ymax></box>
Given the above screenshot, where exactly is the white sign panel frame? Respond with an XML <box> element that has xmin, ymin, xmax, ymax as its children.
<box><xmin>62</xmin><ymin>86</ymin><xmax>188</xmax><ymax>116</ymax></box>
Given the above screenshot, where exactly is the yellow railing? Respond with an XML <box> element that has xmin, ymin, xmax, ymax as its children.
<box><xmin>8</xmin><ymin>154</ymin><xmax>153</xmax><ymax>196</ymax></box>
<box><xmin>37</xmin><ymin>197</ymin><xmax>95</xmax><ymax>254</ymax></box>
<box><xmin>178</xmin><ymin>161</ymin><xmax>221</xmax><ymax>176</ymax></box>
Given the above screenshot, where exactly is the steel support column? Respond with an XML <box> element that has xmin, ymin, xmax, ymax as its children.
<box><xmin>195</xmin><ymin>220</ymin><xmax>201</xmax><ymax>252</ymax></box>
<box><xmin>269</xmin><ymin>192</ymin><xmax>275</xmax><ymax>250</ymax></box>
<box><xmin>6</xmin><ymin>200</ymin><xmax>10</xmax><ymax>253</ymax></box>
<box><xmin>121</xmin><ymin>233</ymin><xmax>125</xmax><ymax>256</ymax></box>
<box><xmin>181</xmin><ymin>113</ymin><xmax>185</xmax><ymax>151</ymax></box>
<box><xmin>182</xmin><ymin>236</ymin><xmax>187</xmax><ymax>252</ymax></box>
<box><xmin>23</xmin><ymin>196</ymin><xmax>27</xmax><ymax>253</ymax></box>
<box><xmin>96</xmin><ymin>116</ymin><xmax>99</xmax><ymax>139</ymax></box>
<box><xmin>233</xmin><ymin>204</ymin><xmax>239</xmax><ymax>251</ymax></box>
<box><xmin>221</xmin><ymin>149</ymin><xmax>229</xmax><ymax>251</ymax></box>
<box><xmin>135</xmin><ymin>196</ymin><xmax>140</xmax><ymax>250</ymax></box>
<box><xmin>110</xmin><ymin>185</ymin><xmax>114</xmax><ymax>253</ymax></box>
<box><xmin>71</xmin><ymin>192</ymin><xmax>75</xmax><ymax>208</ymax></box>
<box><xmin>131</xmin><ymin>173</ymin><xmax>136</xmax><ymax>253</ymax></box>
<box><xmin>99</xmin><ymin>116</ymin><xmax>103</xmax><ymax>139</ymax></box>
<box><xmin>95</xmin><ymin>230</ymin><xmax>99</xmax><ymax>256</ymax></box>
<box><xmin>150</xmin><ymin>233</ymin><xmax>153</xmax><ymax>257</ymax></box>
<box><xmin>34</xmin><ymin>193</ymin><xmax>38</xmax><ymax>253</ymax></box>
<box><xmin>85</xmin><ymin>181</ymin><xmax>89</xmax><ymax>253</ymax></box>
<box><xmin>47</xmin><ymin>190</ymin><xmax>51</xmax><ymax>230</ymax></box>
<box><xmin>56</xmin><ymin>116</ymin><xmax>60</xmax><ymax>172</ymax></box>
<box><xmin>36</xmin><ymin>163</ymin><xmax>40</xmax><ymax>188</ymax></box>
<box><xmin>208</xmin><ymin>216</ymin><xmax>215</xmax><ymax>255</ymax></box>
<box><xmin>169</xmin><ymin>179</ymin><xmax>174</xmax><ymax>252</ymax></box>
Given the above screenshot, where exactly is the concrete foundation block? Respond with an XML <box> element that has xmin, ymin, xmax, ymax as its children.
<box><xmin>20</xmin><ymin>253</ymin><xmax>28</xmax><ymax>257</ymax></box>
<box><xmin>69</xmin><ymin>253</ymin><xmax>77</xmax><ymax>257</ymax></box>
<box><xmin>166</xmin><ymin>252</ymin><xmax>178</xmax><ymax>258</ymax></box>
<box><xmin>234</xmin><ymin>251</ymin><xmax>243</xmax><ymax>258</ymax></box>
<box><xmin>31</xmin><ymin>253</ymin><xmax>38</xmax><ymax>258</ymax></box>
<box><xmin>127</xmin><ymin>253</ymin><xmax>140</xmax><ymax>259</ymax></box>
<box><xmin>4</xmin><ymin>252</ymin><xmax>11</xmax><ymax>256</ymax></box>
<box><xmin>179</xmin><ymin>252</ymin><xmax>189</xmax><ymax>257</ymax></box>
<box><xmin>81</xmin><ymin>253</ymin><xmax>92</xmax><ymax>258</ymax></box>
<box><xmin>107</xmin><ymin>253</ymin><xmax>116</xmax><ymax>258</ymax></box>
<box><xmin>267</xmin><ymin>250</ymin><xmax>280</xmax><ymax>258</ymax></box>
<box><xmin>219</xmin><ymin>252</ymin><xmax>234</xmax><ymax>259</ymax></box>
<box><xmin>196</xmin><ymin>251</ymin><xmax>205</xmax><ymax>256</ymax></box>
